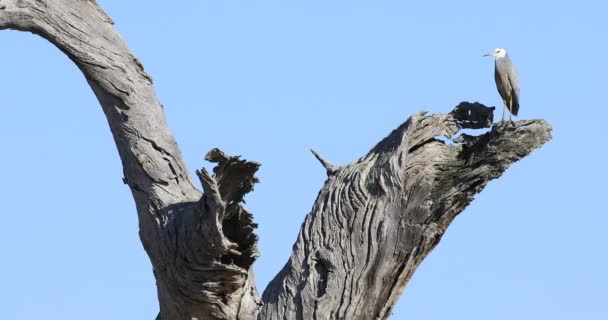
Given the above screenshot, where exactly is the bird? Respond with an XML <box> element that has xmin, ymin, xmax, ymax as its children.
<box><xmin>484</xmin><ymin>48</ymin><xmax>520</xmax><ymax>123</ymax></box>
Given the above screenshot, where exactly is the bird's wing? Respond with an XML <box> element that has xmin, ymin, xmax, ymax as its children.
<box><xmin>507</xmin><ymin>62</ymin><xmax>520</xmax><ymax>104</ymax></box>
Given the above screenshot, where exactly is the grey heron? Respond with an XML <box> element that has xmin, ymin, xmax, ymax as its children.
<box><xmin>484</xmin><ymin>48</ymin><xmax>520</xmax><ymax>122</ymax></box>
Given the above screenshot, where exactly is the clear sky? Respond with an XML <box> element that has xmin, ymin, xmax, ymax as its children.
<box><xmin>1</xmin><ymin>0</ymin><xmax>606</xmax><ymax>319</ymax></box>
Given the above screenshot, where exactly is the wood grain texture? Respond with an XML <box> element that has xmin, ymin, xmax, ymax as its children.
<box><xmin>260</xmin><ymin>104</ymin><xmax>552</xmax><ymax>320</ymax></box>
<box><xmin>0</xmin><ymin>1</ymin><xmax>259</xmax><ymax>319</ymax></box>
<box><xmin>1</xmin><ymin>2</ymin><xmax>552</xmax><ymax>320</ymax></box>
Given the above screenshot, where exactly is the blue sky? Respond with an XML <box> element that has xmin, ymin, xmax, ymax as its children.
<box><xmin>1</xmin><ymin>0</ymin><xmax>606</xmax><ymax>319</ymax></box>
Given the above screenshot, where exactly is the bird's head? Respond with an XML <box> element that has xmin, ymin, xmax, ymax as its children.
<box><xmin>483</xmin><ymin>48</ymin><xmax>508</xmax><ymax>58</ymax></box>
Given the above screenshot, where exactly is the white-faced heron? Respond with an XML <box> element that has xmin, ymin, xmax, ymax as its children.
<box><xmin>484</xmin><ymin>48</ymin><xmax>520</xmax><ymax>122</ymax></box>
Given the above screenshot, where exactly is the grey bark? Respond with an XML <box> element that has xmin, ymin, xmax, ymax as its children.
<box><xmin>260</xmin><ymin>103</ymin><xmax>551</xmax><ymax>319</ymax></box>
<box><xmin>0</xmin><ymin>2</ymin><xmax>552</xmax><ymax>320</ymax></box>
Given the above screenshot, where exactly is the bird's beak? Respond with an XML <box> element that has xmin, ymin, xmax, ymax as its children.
<box><xmin>483</xmin><ymin>52</ymin><xmax>493</xmax><ymax>57</ymax></box>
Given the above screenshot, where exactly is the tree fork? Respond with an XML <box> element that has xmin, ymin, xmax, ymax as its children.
<box><xmin>1</xmin><ymin>1</ymin><xmax>552</xmax><ymax>319</ymax></box>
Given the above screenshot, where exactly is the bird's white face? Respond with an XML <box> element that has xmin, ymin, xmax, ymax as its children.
<box><xmin>485</xmin><ymin>48</ymin><xmax>507</xmax><ymax>58</ymax></box>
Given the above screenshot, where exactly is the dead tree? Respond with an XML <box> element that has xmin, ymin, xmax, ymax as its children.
<box><xmin>0</xmin><ymin>1</ymin><xmax>552</xmax><ymax>319</ymax></box>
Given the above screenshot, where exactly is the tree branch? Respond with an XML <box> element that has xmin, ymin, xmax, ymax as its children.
<box><xmin>311</xmin><ymin>148</ymin><xmax>340</xmax><ymax>176</ymax></box>
<box><xmin>260</xmin><ymin>102</ymin><xmax>552</xmax><ymax>320</ymax></box>
<box><xmin>0</xmin><ymin>0</ymin><xmax>200</xmax><ymax>211</ymax></box>
<box><xmin>1</xmin><ymin>1</ymin><xmax>262</xmax><ymax>319</ymax></box>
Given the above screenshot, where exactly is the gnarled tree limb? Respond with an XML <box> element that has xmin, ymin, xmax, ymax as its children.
<box><xmin>260</xmin><ymin>103</ymin><xmax>551</xmax><ymax>320</ymax></box>
<box><xmin>1</xmin><ymin>1</ymin><xmax>260</xmax><ymax>319</ymax></box>
<box><xmin>1</xmin><ymin>2</ymin><xmax>552</xmax><ymax>320</ymax></box>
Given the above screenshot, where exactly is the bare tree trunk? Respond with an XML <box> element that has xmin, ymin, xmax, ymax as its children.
<box><xmin>0</xmin><ymin>1</ymin><xmax>552</xmax><ymax>320</ymax></box>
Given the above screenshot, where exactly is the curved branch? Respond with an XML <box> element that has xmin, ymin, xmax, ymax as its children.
<box><xmin>1</xmin><ymin>1</ymin><xmax>262</xmax><ymax>319</ymax></box>
<box><xmin>260</xmin><ymin>102</ymin><xmax>552</xmax><ymax>320</ymax></box>
<box><xmin>0</xmin><ymin>0</ymin><xmax>200</xmax><ymax>211</ymax></box>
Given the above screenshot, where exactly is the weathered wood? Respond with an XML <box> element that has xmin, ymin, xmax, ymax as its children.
<box><xmin>1</xmin><ymin>2</ymin><xmax>552</xmax><ymax>320</ymax></box>
<box><xmin>154</xmin><ymin>149</ymin><xmax>262</xmax><ymax>319</ymax></box>
<box><xmin>311</xmin><ymin>148</ymin><xmax>340</xmax><ymax>176</ymax></box>
<box><xmin>0</xmin><ymin>1</ymin><xmax>260</xmax><ymax>319</ymax></box>
<box><xmin>260</xmin><ymin>104</ymin><xmax>551</xmax><ymax>320</ymax></box>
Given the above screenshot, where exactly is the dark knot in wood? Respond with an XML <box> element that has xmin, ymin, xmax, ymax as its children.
<box><xmin>450</xmin><ymin>101</ymin><xmax>495</xmax><ymax>129</ymax></box>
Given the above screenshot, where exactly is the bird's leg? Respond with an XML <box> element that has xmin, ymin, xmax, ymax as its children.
<box><xmin>501</xmin><ymin>100</ymin><xmax>507</xmax><ymax>122</ymax></box>
<box><xmin>508</xmin><ymin>96</ymin><xmax>514</xmax><ymax>124</ymax></box>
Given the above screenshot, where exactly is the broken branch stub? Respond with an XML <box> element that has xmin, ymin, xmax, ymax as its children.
<box><xmin>153</xmin><ymin>149</ymin><xmax>263</xmax><ymax>320</ymax></box>
<box><xmin>311</xmin><ymin>148</ymin><xmax>340</xmax><ymax>176</ymax></box>
<box><xmin>196</xmin><ymin>148</ymin><xmax>261</xmax><ymax>269</ymax></box>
